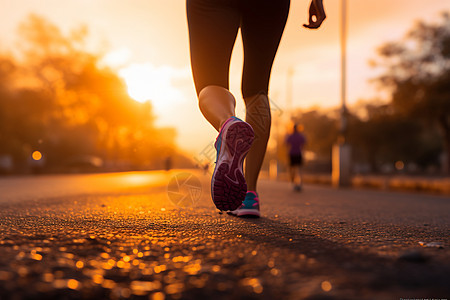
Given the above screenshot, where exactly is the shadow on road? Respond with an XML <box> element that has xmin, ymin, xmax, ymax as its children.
<box><xmin>231</xmin><ymin>215</ymin><xmax>450</xmax><ymax>296</ymax></box>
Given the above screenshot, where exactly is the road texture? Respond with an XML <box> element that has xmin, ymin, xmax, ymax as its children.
<box><xmin>0</xmin><ymin>170</ymin><xmax>449</xmax><ymax>300</ymax></box>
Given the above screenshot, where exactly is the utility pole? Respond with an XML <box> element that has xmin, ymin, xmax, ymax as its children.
<box><xmin>286</xmin><ymin>67</ymin><xmax>294</xmax><ymax>120</ymax></box>
<box><xmin>340</xmin><ymin>0</ymin><xmax>348</xmax><ymax>137</ymax></box>
<box><xmin>332</xmin><ymin>0</ymin><xmax>352</xmax><ymax>187</ymax></box>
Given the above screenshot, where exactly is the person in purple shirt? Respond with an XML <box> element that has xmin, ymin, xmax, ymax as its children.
<box><xmin>286</xmin><ymin>124</ymin><xmax>306</xmax><ymax>191</ymax></box>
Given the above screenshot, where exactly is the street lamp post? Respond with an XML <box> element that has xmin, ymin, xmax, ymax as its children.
<box><xmin>286</xmin><ymin>67</ymin><xmax>294</xmax><ymax>120</ymax></box>
<box><xmin>340</xmin><ymin>0</ymin><xmax>348</xmax><ymax>137</ymax></box>
<box><xmin>332</xmin><ymin>0</ymin><xmax>352</xmax><ymax>187</ymax></box>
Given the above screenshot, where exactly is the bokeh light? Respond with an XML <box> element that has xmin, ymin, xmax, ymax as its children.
<box><xmin>32</xmin><ymin>151</ymin><xmax>42</xmax><ymax>161</ymax></box>
<box><xmin>321</xmin><ymin>280</ymin><xmax>332</xmax><ymax>292</ymax></box>
<box><xmin>395</xmin><ymin>161</ymin><xmax>405</xmax><ymax>171</ymax></box>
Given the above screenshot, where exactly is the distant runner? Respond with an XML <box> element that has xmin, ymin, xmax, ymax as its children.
<box><xmin>286</xmin><ymin>124</ymin><xmax>307</xmax><ymax>191</ymax></box>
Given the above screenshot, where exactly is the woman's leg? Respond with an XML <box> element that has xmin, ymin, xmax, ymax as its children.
<box><xmin>290</xmin><ymin>164</ymin><xmax>297</xmax><ymax>184</ymax></box>
<box><xmin>240</xmin><ymin>0</ymin><xmax>290</xmax><ymax>191</ymax></box>
<box><xmin>186</xmin><ymin>0</ymin><xmax>241</xmax><ymax>131</ymax></box>
<box><xmin>187</xmin><ymin>0</ymin><xmax>256</xmax><ymax>211</ymax></box>
<box><xmin>198</xmin><ymin>86</ymin><xmax>235</xmax><ymax>131</ymax></box>
<box><xmin>244</xmin><ymin>93</ymin><xmax>271</xmax><ymax>191</ymax></box>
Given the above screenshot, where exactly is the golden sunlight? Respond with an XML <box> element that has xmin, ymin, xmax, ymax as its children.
<box><xmin>118</xmin><ymin>63</ymin><xmax>186</xmax><ymax>113</ymax></box>
<box><xmin>101</xmin><ymin>48</ymin><xmax>132</xmax><ymax>68</ymax></box>
<box><xmin>119</xmin><ymin>64</ymin><xmax>155</xmax><ymax>103</ymax></box>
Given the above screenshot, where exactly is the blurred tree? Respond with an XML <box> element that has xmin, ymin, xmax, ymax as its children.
<box><xmin>293</xmin><ymin>109</ymin><xmax>339</xmax><ymax>158</ymax></box>
<box><xmin>0</xmin><ymin>56</ymin><xmax>16</xmax><ymax>155</ymax></box>
<box><xmin>347</xmin><ymin>103</ymin><xmax>440</xmax><ymax>172</ymax></box>
<box><xmin>0</xmin><ymin>14</ymin><xmax>183</xmax><ymax>172</ymax></box>
<box><xmin>373</xmin><ymin>12</ymin><xmax>450</xmax><ymax>173</ymax></box>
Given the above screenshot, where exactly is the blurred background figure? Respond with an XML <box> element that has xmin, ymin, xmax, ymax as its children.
<box><xmin>164</xmin><ymin>156</ymin><xmax>173</xmax><ymax>171</ymax></box>
<box><xmin>202</xmin><ymin>163</ymin><xmax>210</xmax><ymax>175</ymax></box>
<box><xmin>286</xmin><ymin>124</ymin><xmax>306</xmax><ymax>191</ymax></box>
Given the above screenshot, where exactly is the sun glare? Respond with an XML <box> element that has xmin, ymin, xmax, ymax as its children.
<box><xmin>101</xmin><ymin>48</ymin><xmax>132</xmax><ymax>68</ymax></box>
<box><xmin>119</xmin><ymin>64</ymin><xmax>156</xmax><ymax>103</ymax></box>
<box><xmin>118</xmin><ymin>63</ymin><xmax>187</xmax><ymax>113</ymax></box>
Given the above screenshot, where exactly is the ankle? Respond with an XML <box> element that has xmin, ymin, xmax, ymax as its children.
<box><xmin>219</xmin><ymin>116</ymin><xmax>234</xmax><ymax>131</ymax></box>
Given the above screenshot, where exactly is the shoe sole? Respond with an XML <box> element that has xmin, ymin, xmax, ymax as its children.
<box><xmin>212</xmin><ymin>121</ymin><xmax>254</xmax><ymax>211</ymax></box>
<box><xmin>236</xmin><ymin>208</ymin><xmax>261</xmax><ymax>218</ymax></box>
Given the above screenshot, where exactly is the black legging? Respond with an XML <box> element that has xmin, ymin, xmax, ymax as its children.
<box><xmin>187</xmin><ymin>0</ymin><xmax>290</xmax><ymax>98</ymax></box>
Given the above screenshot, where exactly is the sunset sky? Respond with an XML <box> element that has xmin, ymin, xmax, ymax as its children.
<box><xmin>1</xmin><ymin>0</ymin><xmax>449</xmax><ymax>155</ymax></box>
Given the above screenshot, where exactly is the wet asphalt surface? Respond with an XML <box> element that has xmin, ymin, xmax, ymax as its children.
<box><xmin>0</xmin><ymin>170</ymin><xmax>449</xmax><ymax>300</ymax></box>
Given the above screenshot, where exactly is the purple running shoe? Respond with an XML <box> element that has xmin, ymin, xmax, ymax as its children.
<box><xmin>212</xmin><ymin>116</ymin><xmax>254</xmax><ymax>211</ymax></box>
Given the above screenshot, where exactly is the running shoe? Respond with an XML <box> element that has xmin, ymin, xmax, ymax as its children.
<box><xmin>229</xmin><ymin>191</ymin><xmax>261</xmax><ymax>217</ymax></box>
<box><xmin>212</xmin><ymin>116</ymin><xmax>254</xmax><ymax>211</ymax></box>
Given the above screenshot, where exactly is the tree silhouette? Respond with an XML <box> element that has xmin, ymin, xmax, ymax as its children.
<box><xmin>0</xmin><ymin>14</ymin><xmax>184</xmax><ymax>173</ymax></box>
<box><xmin>373</xmin><ymin>12</ymin><xmax>450</xmax><ymax>173</ymax></box>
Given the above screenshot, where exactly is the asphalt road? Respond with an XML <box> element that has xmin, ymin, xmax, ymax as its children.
<box><xmin>0</xmin><ymin>170</ymin><xmax>449</xmax><ymax>300</ymax></box>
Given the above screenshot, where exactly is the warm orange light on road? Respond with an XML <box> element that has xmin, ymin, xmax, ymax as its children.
<box><xmin>67</xmin><ymin>279</ymin><xmax>80</xmax><ymax>290</ymax></box>
<box><xmin>321</xmin><ymin>280</ymin><xmax>332</xmax><ymax>292</ymax></box>
<box><xmin>32</xmin><ymin>151</ymin><xmax>42</xmax><ymax>161</ymax></box>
